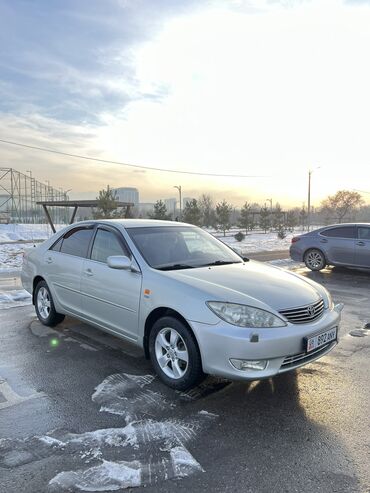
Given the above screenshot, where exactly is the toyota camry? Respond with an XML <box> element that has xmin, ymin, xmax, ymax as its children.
<box><xmin>21</xmin><ymin>220</ymin><xmax>343</xmax><ymax>390</ymax></box>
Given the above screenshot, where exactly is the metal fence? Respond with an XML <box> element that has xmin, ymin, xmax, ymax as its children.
<box><xmin>0</xmin><ymin>167</ymin><xmax>69</xmax><ymax>224</ymax></box>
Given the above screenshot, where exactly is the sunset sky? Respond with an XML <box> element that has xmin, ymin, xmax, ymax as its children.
<box><xmin>1</xmin><ymin>0</ymin><xmax>370</xmax><ymax>207</ymax></box>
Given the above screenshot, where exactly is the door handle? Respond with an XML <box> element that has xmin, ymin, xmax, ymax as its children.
<box><xmin>320</xmin><ymin>239</ymin><xmax>328</xmax><ymax>243</ymax></box>
<box><xmin>84</xmin><ymin>269</ymin><xmax>94</xmax><ymax>276</ymax></box>
<box><xmin>356</xmin><ymin>241</ymin><xmax>365</xmax><ymax>246</ymax></box>
<box><xmin>45</xmin><ymin>257</ymin><xmax>53</xmax><ymax>264</ymax></box>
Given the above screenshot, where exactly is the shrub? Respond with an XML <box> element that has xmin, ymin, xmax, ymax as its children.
<box><xmin>234</xmin><ymin>231</ymin><xmax>245</xmax><ymax>242</ymax></box>
<box><xmin>277</xmin><ymin>227</ymin><xmax>287</xmax><ymax>239</ymax></box>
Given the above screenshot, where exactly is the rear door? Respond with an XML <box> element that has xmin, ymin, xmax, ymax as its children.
<box><xmin>319</xmin><ymin>226</ymin><xmax>356</xmax><ymax>265</ymax></box>
<box><xmin>44</xmin><ymin>225</ymin><xmax>94</xmax><ymax>315</ymax></box>
<box><xmin>355</xmin><ymin>226</ymin><xmax>370</xmax><ymax>267</ymax></box>
<box><xmin>80</xmin><ymin>225</ymin><xmax>142</xmax><ymax>341</ymax></box>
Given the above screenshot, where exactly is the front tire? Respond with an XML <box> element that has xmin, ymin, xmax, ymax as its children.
<box><xmin>149</xmin><ymin>316</ymin><xmax>205</xmax><ymax>390</ymax></box>
<box><xmin>304</xmin><ymin>248</ymin><xmax>326</xmax><ymax>271</ymax></box>
<box><xmin>34</xmin><ymin>280</ymin><xmax>65</xmax><ymax>326</ymax></box>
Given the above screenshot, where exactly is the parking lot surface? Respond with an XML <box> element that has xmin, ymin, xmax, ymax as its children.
<box><xmin>0</xmin><ymin>265</ymin><xmax>369</xmax><ymax>492</ymax></box>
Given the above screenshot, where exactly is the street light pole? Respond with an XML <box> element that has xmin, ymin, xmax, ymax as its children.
<box><xmin>307</xmin><ymin>166</ymin><xmax>320</xmax><ymax>232</ymax></box>
<box><xmin>174</xmin><ymin>185</ymin><xmax>182</xmax><ymax>220</ymax></box>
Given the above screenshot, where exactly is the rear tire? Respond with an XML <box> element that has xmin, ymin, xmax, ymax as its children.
<box><xmin>304</xmin><ymin>249</ymin><xmax>326</xmax><ymax>271</ymax></box>
<box><xmin>149</xmin><ymin>316</ymin><xmax>205</xmax><ymax>390</ymax></box>
<box><xmin>34</xmin><ymin>280</ymin><xmax>65</xmax><ymax>326</ymax></box>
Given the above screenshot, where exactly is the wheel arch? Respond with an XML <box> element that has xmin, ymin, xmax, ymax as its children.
<box><xmin>143</xmin><ymin>307</ymin><xmax>200</xmax><ymax>360</ymax></box>
<box><xmin>304</xmin><ymin>247</ymin><xmax>327</xmax><ymax>262</ymax></box>
<box><xmin>32</xmin><ymin>275</ymin><xmax>45</xmax><ymax>305</ymax></box>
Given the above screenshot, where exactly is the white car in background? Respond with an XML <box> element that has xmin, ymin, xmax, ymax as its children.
<box><xmin>22</xmin><ymin>219</ymin><xmax>343</xmax><ymax>390</ymax></box>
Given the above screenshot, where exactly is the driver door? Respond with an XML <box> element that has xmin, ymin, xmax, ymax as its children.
<box><xmin>80</xmin><ymin>226</ymin><xmax>142</xmax><ymax>341</ymax></box>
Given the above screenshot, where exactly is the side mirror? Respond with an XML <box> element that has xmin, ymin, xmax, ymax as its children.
<box><xmin>107</xmin><ymin>255</ymin><xmax>132</xmax><ymax>270</ymax></box>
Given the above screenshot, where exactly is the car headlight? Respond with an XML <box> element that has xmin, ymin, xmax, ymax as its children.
<box><xmin>206</xmin><ymin>301</ymin><xmax>287</xmax><ymax>328</ymax></box>
<box><xmin>323</xmin><ymin>290</ymin><xmax>334</xmax><ymax>310</ymax></box>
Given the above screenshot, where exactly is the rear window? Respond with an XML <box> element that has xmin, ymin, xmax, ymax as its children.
<box><xmin>358</xmin><ymin>227</ymin><xmax>370</xmax><ymax>240</ymax></box>
<box><xmin>321</xmin><ymin>226</ymin><xmax>356</xmax><ymax>239</ymax></box>
<box><xmin>59</xmin><ymin>227</ymin><xmax>94</xmax><ymax>258</ymax></box>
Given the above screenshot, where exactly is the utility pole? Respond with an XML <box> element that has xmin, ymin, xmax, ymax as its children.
<box><xmin>174</xmin><ymin>185</ymin><xmax>182</xmax><ymax>220</ymax></box>
<box><xmin>307</xmin><ymin>166</ymin><xmax>320</xmax><ymax>232</ymax></box>
<box><xmin>307</xmin><ymin>170</ymin><xmax>312</xmax><ymax>232</ymax></box>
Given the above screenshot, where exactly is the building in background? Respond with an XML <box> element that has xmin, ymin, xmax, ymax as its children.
<box><xmin>114</xmin><ymin>187</ymin><xmax>139</xmax><ymax>207</ymax></box>
<box><xmin>138</xmin><ymin>202</ymin><xmax>155</xmax><ymax>217</ymax></box>
<box><xmin>164</xmin><ymin>198</ymin><xmax>177</xmax><ymax>217</ymax></box>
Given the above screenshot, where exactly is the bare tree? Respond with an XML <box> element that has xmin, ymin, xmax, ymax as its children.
<box><xmin>320</xmin><ymin>190</ymin><xmax>364</xmax><ymax>223</ymax></box>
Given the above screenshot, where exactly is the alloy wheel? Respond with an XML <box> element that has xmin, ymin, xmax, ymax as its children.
<box><xmin>306</xmin><ymin>250</ymin><xmax>324</xmax><ymax>270</ymax></box>
<box><xmin>37</xmin><ymin>287</ymin><xmax>51</xmax><ymax>320</ymax></box>
<box><xmin>154</xmin><ymin>327</ymin><xmax>189</xmax><ymax>379</ymax></box>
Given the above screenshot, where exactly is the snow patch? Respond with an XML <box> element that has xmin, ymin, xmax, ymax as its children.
<box><xmin>170</xmin><ymin>446</ymin><xmax>204</xmax><ymax>477</ymax></box>
<box><xmin>92</xmin><ymin>373</ymin><xmax>167</xmax><ymax>421</ymax></box>
<box><xmin>49</xmin><ymin>460</ymin><xmax>142</xmax><ymax>491</ymax></box>
<box><xmin>0</xmin><ymin>289</ymin><xmax>31</xmax><ymax>309</ymax></box>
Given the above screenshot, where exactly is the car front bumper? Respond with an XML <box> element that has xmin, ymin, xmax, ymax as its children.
<box><xmin>189</xmin><ymin>303</ymin><xmax>343</xmax><ymax>381</ymax></box>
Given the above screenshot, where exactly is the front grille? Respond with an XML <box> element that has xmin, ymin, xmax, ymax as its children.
<box><xmin>280</xmin><ymin>341</ymin><xmax>336</xmax><ymax>371</ymax></box>
<box><xmin>279</xmin><ymin>298</ymin><xmax>324</xmax><ymax>324</ymax></box>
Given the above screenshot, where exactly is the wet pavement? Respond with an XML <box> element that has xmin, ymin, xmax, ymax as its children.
<box><xmin>0</xmin><ymin>265</ymin><xmax>369</xmax><ymax>492</ymax></box>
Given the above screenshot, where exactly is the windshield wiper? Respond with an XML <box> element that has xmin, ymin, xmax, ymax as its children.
<box><xmin>200</xmin><ymin>260</ymin><xmax>242</xmax><ymax>267</ymax></box>
<box><xmin>157</xmin><ymin>263</ymin><xmax>195</xmax><ymax>271</ymax></box>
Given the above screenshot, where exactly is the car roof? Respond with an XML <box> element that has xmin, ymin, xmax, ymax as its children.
<box><xmin>70</xmin><ymin>219</ymin><xmax>195</xmax><ymax>229</ymax></box>
<box><xmin>318</xmin><ymin>223</ymin><xmax>370</xmax><ymax>229</ymax></box>
<box><xmin>306</xmin><ymin>223</ymin><xmax>370</xmax><ymax>234</ymax></box>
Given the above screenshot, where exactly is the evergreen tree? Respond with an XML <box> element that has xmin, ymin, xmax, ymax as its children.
<box><xmin>286</xmin><ymin>210</ymin><xmax>297</xmax><ymax>232</ymax></box>
<box><xmin>259</xmin><ymin>205</ymin><xmax>270</xmax><ymax>233</ymax></box>
<box><xmin>272</xmin><ymin>203</ymin><xmax>285</xmax><ymax>231</ymax></box>
<box><xmin>238</xmin><ymin>201</ymin><xmax>253</xmax><ymax>234</ymax></box>
<box><xmin>149</xmin><ymin>200</ymin><xmax>172</xmax><ymax>220</ymax></box>
<box><xmin>216</xmin><ymin>200</ymin><xmax>233</xmax><ymax>236</ymax></box>
<box><xmin>299</xmin><ymin>206</ymin><xmax>307</xmax><ymax>230</ymax></box>
<box><xmin>93</xmin><ymin>185</ymin><xmax>119</xmax><ymax>219</ymax></box>
<box><xmin>182</xmin><ymin>199</ymin><xmax>202</xmax><ymax>226</ymax></box>
<box><xmin>199</xmin><ymin>194</ymin><xmax>216</xmax><ymax>228</ymax></box>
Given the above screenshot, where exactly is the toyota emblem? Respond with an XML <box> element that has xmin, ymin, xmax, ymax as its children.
<box><xmin>307</xmin><ymin>305</ymin><xmax>315</xmax><ymax>317</ymax></box>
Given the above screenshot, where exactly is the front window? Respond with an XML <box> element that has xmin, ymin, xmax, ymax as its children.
<box><xmin>91</xmin><ymin>229</ymin><xmax>129</xmax><ymax>263</ymax></box>
<box><xmin>126</xmin><ymin>226</ymin><xmax>243</xmax><ymax>270</ymax></box>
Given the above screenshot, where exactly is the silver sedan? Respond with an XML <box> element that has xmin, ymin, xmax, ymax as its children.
<box><xmin>21</xmin><ymin>219</ymin><xmax>343</xmax><ymax>390</ymax></box>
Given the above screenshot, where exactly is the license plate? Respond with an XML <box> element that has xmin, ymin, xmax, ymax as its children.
<box><xmin>306</xmin><ymin>327</ymin><xmax>337</xmax><ymax>353</ymax></box>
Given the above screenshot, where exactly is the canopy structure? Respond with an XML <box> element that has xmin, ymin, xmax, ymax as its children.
<box><xmin>37</xmin><ymin>200</ymin><xmax>134</xmax><ymax>233</ymax></box>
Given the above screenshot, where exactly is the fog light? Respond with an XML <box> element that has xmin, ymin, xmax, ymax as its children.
<box><xmin>230</xmin><ymin>359</ymin><xmax>267</xmax><ymax>371</ymax></box>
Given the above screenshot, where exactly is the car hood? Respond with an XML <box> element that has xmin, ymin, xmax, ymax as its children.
<box><xmin>168</xmin><ymin>260</ymin><xmax>321</xmax><ymax>311</ymax></box>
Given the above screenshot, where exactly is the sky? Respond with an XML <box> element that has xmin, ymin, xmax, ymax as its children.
<box><xmin>0</xmin><ymin>0</ymin><xmax>370</xmax><ymax>208</ymax></box>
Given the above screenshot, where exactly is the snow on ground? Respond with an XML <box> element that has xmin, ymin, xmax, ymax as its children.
<box><xmin>0</xmin><ymin>243</ymin><xmax>36</xmax><ymax>272</ymax></box>
<box><xmin>0</xmin><ymin>223</ymin><xmax>55</xmax><ymax>242</ymax></box>
<box><xmin>0</xmin><ymin>223</ymin><xmax>65</xmax><ymax>272</ymax></box>
<box><xmin>0</xmin><ymin>289</ymin><xmax>31</xmax><ymax>309</ymax></box>
<box><xmin>219</xmin><ymin>230</ymin><xmax>297</xmax><ymax>256</ymax></box>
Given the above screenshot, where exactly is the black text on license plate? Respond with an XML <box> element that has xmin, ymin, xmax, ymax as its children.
<box><xmin>306</xmin><ymin>327</ymin><xmax>337</xmax><ymax>353</ymax></box>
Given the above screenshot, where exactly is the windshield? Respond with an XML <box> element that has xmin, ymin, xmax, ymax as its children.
<box><xmin>126</xmin><ymin>226</ymin><xmax>243</xmax><ymax>270</ymax></box>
